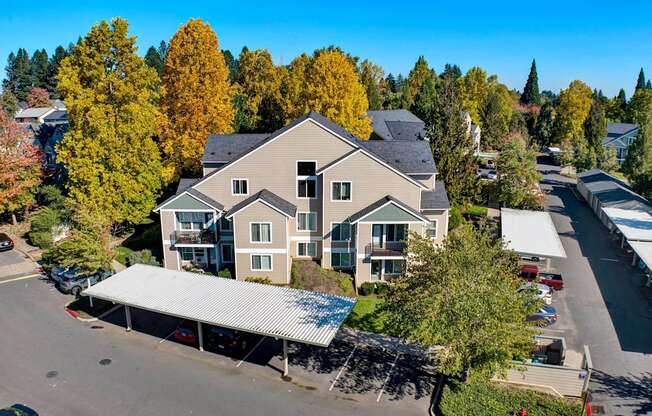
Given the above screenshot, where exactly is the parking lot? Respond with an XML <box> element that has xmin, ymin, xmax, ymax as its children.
<box><xmin>0</xmin><ymin>275</ymin><xmax>435</xmax><ymax>416</ymax></box>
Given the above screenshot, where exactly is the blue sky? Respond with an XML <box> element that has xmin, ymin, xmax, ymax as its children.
<box><xmin>1</xmin><ymin>1</ymin><xmax>651</xmax><ymax>97</ymax></box>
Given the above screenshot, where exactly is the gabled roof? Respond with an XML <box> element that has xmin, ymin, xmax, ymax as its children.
<box><xmin>346</xmin><ymin>195</ymin><xmax>429</xmax><ymax>224</ymax></box>
<box><xmin>607</xmin><ymin>122</ymin><xmax>638</xmax><ymax>136</ymax></box>
<box><xmin>421</xmin><ymin>182</ymin><xmax>450</xmax><ymax>210</ymax></box>
<box><xmin>357</xmin><ymin>140</ymin><xmax>436</xmax><ymax>174</ymax></box>
<box><xmin>154</xmin><ymin>181</ymin><xmax>224</xmax><ymax>212</ymax></box>
<box><xmin>15</xmin><ymin>107</ymin><xmax>54</xmax><ymax>119</ymax></box>
<box><xmin>368</xmin><ymin>110</ymin><xmax>426</xmax><ymax>141</ymax></box>
<box><xmin>202</xmin><ymin>134</ymin><xmax>269</xmax><ymax>163</ymax></box>
<box><xmin>226</xmin><ymin>189</ymin><xmax>297</xmax><ymax>219</ymax></box>
<box><xmin>43</xmin><ymin>110</ymin><xmax>67</xmax><ymax>122</ymax></box>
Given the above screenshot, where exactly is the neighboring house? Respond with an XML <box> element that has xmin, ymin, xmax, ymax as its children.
<box><xmin>367</xmin><ymin>109</ymin><xmax>427</xmax><ymax>141</ymax></box>
<box><xmin>42</xmin><ymin>110</ymin><xmax>68</xmax><ymax>125</ymax></box>
<box><xmin>603</xmin><ymin>122</ymin><xmax>639</xmax><ymax>164</ymax></box>
<box><xmin>15</xmin><ymin>104</ymin><xmax>69</xmax><ymax>171</ymax></box>
<box><xmin>461</xmin><ymin>111</ymin><xmax>481</xmax><ymax>153</ymax></box>
<box><xmin>154</xmin><ymin>112</ymin><xmax>450</xmax><ymax>286</ymax></box>
<box><xmin>14</xmin><ymin>107</ymin><xmax>56</xmax><ymax>124</ymax></box>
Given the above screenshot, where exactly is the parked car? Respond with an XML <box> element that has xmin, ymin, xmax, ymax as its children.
<box><xmin>486</xmin><ymin>170</ymin><xmax>498</xmax><ymax>180</ymax></box>
<box><xmin>519</xmin><ymin>282</ymin><xmax>553</xmax><ymax>305</ymax></box>
<box><xmin>0</xmin><ymin>404</ymin><xmax>38</xmax><ymax>415</ymax></box>
<box><xmin>50</xmin><ymin>266</ymin><xmax>75</xmax><ymax>283</ymax></box>
<box><xmin>173</xmin><ymin>319</ymin><xmax>198</xmax><ymax>345</ymax></box>
<box><xmin>58</xmin><ymin>269</ymin><xmax>112</xmax><ymax>296</ymax></box>
<box><xmin>527</xmin><ymin>305</ymin><xmax>558</xmax><ymax>327</ymax></box>
<box><xmin>519</xmin><ymin>265</ymin><xmax>564</xmax><ymax>290</ymax></box>
<box><xmin>0</xmin><ymin>233</ymin><xmax>14</xmax><ymax>252</ymax></box>
<box><xmin>206</xmin><ymin>326</ymin><xmax>253</xmax><ymax>352</ymax></box>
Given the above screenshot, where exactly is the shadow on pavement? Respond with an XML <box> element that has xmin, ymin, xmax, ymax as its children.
<box><xmin>591</xmin><ymin>370</ymin><xmax>652</xmax><ymax>415</ymax></box>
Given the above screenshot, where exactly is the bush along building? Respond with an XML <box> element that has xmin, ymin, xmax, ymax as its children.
<box><xmin>154</xmin><ymin>111</ymin><xmax>449</xmax><ymax>286</ymax></box>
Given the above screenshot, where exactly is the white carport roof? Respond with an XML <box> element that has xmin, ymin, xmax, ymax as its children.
<box><xmin>83</xmin><ymin>264</ymin><xmax>356</xmax><ymax>347</ymax></box>
<box><xmin>501</xmin><ymin>208</ymin><xmax>567</xmax><ymax>258</ymax></box>
<box><xmin>628</xmin><ymin>241</ymin><xmax>652</xmax><ymax>268</ymax></box>
<box><xmin>601</xmin><ymin>207</ymin><xmax>652</xmax><ymax>242</ymax></box>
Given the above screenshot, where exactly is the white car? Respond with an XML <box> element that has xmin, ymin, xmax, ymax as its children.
<box><xmin>486</xmin><ymin>170</ymin><xmax>498</xmax><ymax>180</ymax></box>
<box><xmin>519</xmin><ymin>282</ymin><xmax>553</xmax><ymax>305</ymax></box>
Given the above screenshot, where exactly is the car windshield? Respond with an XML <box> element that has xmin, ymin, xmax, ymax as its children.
<box><xmin>210</xmin><ymin>327</ymin><xmax>235</xmax><ymax>337</ymax></box>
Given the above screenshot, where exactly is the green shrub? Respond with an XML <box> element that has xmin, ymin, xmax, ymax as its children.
<box><xmin>127</xmin><ymin>249</ymin><xmax>160</xmax><ymax>266</ymax></box>
<box><xmin>359</xmin><ymin>282</ymin><xmax>376</xmax><ymax>296</ymax></box>
<box><xmin>217</xmin><ymin>268</ymin><xmax>232</xmax><ymax>278</ymax></box>
<box><xmin>38</xmin><ymin>185</ymin><xmax>66</xmax><ymax>210</ymax></box>
<box><xmin>448</xmin><ymin>206</ymin><xmax>464</xmax><ymax>230</ymax></box>
<box><xmin>291</xmin><ymin>260</ymin><xmax>355</xmax><ymax>296</ymax></box>
<box><xmin>375</xmin><ymin>282</ymin><xmax>390</xmax><ymax>295</ymax></box>
<box><xmin>29</xmin><ymin>207</ymin><xmax>62</xmax><ymax>248</ymax></box>
<box><xmin>245</xmin><ymin>276</ymin><xmax>273</xmax><ymax>285</ymax></box>
<box><xmin>439</xmin><ymin>381</ymin><xmax>581</xmax><ymax>416</ymax></box>
<box><xmin>142</xmin><ymin>224</ymin><xmax>161</xmax><ymax>248</ymax></box>
<box><xmin>464</xmin><ymin>205</ymin><xmax>488</xmax><ymax>218</ymax></box>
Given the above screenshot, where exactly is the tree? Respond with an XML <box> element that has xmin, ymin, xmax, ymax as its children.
<box><xmin>623</xmin><ymin>122</ymin><xmax>652</xmax><ymax>199</ymax></box>
<box><xmin>160</xmin><ymin>18</ymin><xmax>234</xmax><ymax>182</ymax></box>
<box><xmin>0</xmin><ymin>109</ymin><xmax>43</xmax><ymax>224</ymax></box>
<box><xmin>222</xmin><ymin>49</ymin><xmax>238</xmax><ymax>82</ymax></box>
<box><xmin>636</xmin><ymin>68</ymin><xmax>646</xmax><ymax>91</ymax></box>
<box><xmin>458</xmin><ymin>67</ymin><xmax>491</xmax><ymax>125</ymax></box>
<box><xmin>426</xmin><ymin>78</ymin><xmax>480</xmax><ymax>205</ymax></box>
<box><xmin>606</xmin><ymin>89</ymin><xmax>627</xmax><ymax>122</ymax></box>
<box><xmin>533</xmin><ymin>102</ymin><xmax>555</xmax><ymax>147</ymax></box>
<box><xmin>412</xmin><ymin>75</ymin><xmax>437</xmax><ymax>121</ymax></box>
<box><xmin>600</xmin><ymin>146</ymin><xmax>620</xmax><ymax>174</ymax></box>
<box><xmin>26</xmin><ymin>87</ymin><xmax>51</xmax><ymax>107</ymax></box>
<box><xmin>359</xmin><ymin>59</ymin><xmax>385</xmax><ymax>111</ymax></box>
<box><xmin>496</xmin><ymin>140</ymin><xmax>543</xmax><ymax>209</ymax></box>
<box><xmin>280</xmin><ymin>53</ymin><xmax>310</xmax><ymax>122</ymax></box>
<box><xmin>440</xmin><ymin>63</ymin><xmax>462</xmax><ymax>81</ymax></box>
<box><xmin>584</xmin><ymin>100</ymin><xmax>607</xmax><ymax>162</ymax></box>
<box><xmin>648</xmin><ymin>80</ymin><xmax>652</xmax><ymax>90</ymax></box>
<box><xmin>29</xmin><ymin>49</ymin><xmax>49</xmax><ymax>89</ymax></box>
<box><xmin>398</xmin><ymin>82</ymin><xmax>413</xmax><ymax>109</ymax></box>
<box><xmin>57</xmin><ymin>18</ymin><xmax>162</xmax><ymax>225</ymax></box>
<box><xmin>236</xmin><ymin>48</ymin><xmax>284</xmax><ymax>132</ymax></box>
<box><xmin>407</xmin><ymin>56</ymin><xmax>434</xmax><ymax>104</ymax></box>
<box><xmin>480</xmin><ymin>84</ymin><xmax>512</xmax><ymax>150</ymax></box>
<box><xmin>3</xmin><ymin>49</ymin><xmax>32</xmax><ymax>101</ymax></box>
<box><xmin>520</xmin><ymin>59</ymin><xmax>541</xmax><ymax>106</ymax></box>
<box><xmin>626</xmin><ymin>88</ymin><xmax>652</xmax><ymax>125</ymax></box>
<box><xmin>46</xmin><ymin>46</ymin><xmax>68</xmax><ymax>95</ymax></box>
<box><xmin>0</xmin><ymin>90</ymin><xmax>18</xmax><ymax>115</ymax></box>
<box><xmin>157</xmin><ymin>40</ymin><xmax>168</xmax><ymax>62</ymax></box>
<box><xmin>383</xmin><ymin>227</ymin><xmax>536</xmax><ymax>379</ymax></box>
<box><xmin>554</xmin><ymin>80</ymin><xmax>592</xmax><ymax>156</ymax></box>
<box><xmin>144</xmin><ymin>46</ymin><xmax>164</xmax><ymax>75</ymax></box>
<box><xmin>386</xmin><ymin>73</ymin><xmax>397</xmax><ymax>93</ymax></box>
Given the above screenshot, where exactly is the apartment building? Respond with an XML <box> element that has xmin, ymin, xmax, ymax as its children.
<box><xmin>154</xmin><ymin>112</ymin><xmax>449</xmax><ymax>286</ymax></box>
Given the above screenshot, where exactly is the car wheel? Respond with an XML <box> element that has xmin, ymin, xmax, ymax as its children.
<box><xmin>71</xmin><ymin>286</ymin><xmax>81</xmax><ymax>297</ymax></box>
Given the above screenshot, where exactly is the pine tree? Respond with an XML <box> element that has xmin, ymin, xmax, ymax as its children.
<box><xmin>647</xmin><ymin>80</ymin><xmax>652</xmax><ymax>90</ymax></box>
<box><xmin>606</xmin><ymin>89</ymin><xmax>627</xmax><ymax>122</ymax></box>
<box><xmin>222</xmin><ymin>49</ymin><xmax>238</xmax><ymax>82</ymax></box>
<box><xmin>534</xmin><ymin>102</ymin><xmax>556</xmax><ymax>147</ymax></box>
<box><xmin>520</xmin><ymin>59</ymin><xmax>541</xmax><ymax>105</ymax></box>
<box><xmin>386</xmin><ymin>73</ymin><xmax>397</xmax><ymax>93</ymax></box>
<box><xmin>407</xmin><ymin>56</ymin><xmax>434</xmax><ymax>103</ymax></box>
<box><xmin>623</xmin><ymin>122</ymin><xmax>652</xmax><ymax>199</ymax></box>
<box><xmin>583</xmin><ymin>100</ymin><xmax>607</xmax><ymax>164</ymax></box>
<box><xmin>636</xmin><ymin>68</ymin><xmax>646</xmax><ymax>91</ymax></box>
<box><xmin>157</xmin><ymin>41</ymin><xmax>168</xmax><ymax>61</ymax></box>
<box><xmin>427</xmin><ymin>78</ymin><xmax>479</xmax><ymax>205</ymax></box>
<box><xmin>46</xmin><ymin>46</ymin><xmax>67</xmax><ymax>95</ymax></box>
<box><xmin>440</xmin><ymin>63</ymin><xmax>462</xmax><ymax>81</ymax></box>
<box><xmin>412</xmin><ymin>75</ymin><xmax>437</xmax><ymax>122</ymax></box>
<box><xmin>144</xmin><ymin>46</ymin><xmax>164</xmax><ymax>75</ymax></box>
<box><xmin>29</xmin><ymin>49</ymin><xmax>49</xmax><ymax>90</ymax></box>
<box><xmin>160</xmin><ymin>19</ymin><xmax>234</xmax><ymax>182</ymax></box>
<box><xmin>3</xmin><ymin>49</ymin><xmax>32</xmax><ymax>101</ymax></box>
<box><xmin>359</xmin><ymin>59</ymin><xmax>385</xmax><ymax>111</ymax></box>
<box><xmin>57</xmin><ymin>18</ymin><xmax>162</xmax><ymax>225</ymax></box>
<box><xmin>481</xmin><ymin>84</ymin><xmax>513</xmax><ymax>150</ymax></box>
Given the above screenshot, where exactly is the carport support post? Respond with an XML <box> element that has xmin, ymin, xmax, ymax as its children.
<box><xmin>621</xmin><ymin>234</ymin><xmax>626</xmax><ymax>248</ymax></box>
<box><xmin>282</xmin><ymin>339</ymin><xmax>289</xmax><ymax>377</ymax></box>
<box><xmin>632</xmin><ymin>253</ymin><xmax>638</xmax><ymax>266</ymax></box>
<box><xmin>197</xmin><ymin>321</ymin><xmax>204</xmax><ymax>352</ymax></box>
<box><xmin>545</xmin><ymin>258</ymin><xmax>551</xmax><ymax>271</ymax></box>
<box><xmin>125</xmin><ymin>305</ymin><xmax>132</xmax><ymax>332</ymax></box>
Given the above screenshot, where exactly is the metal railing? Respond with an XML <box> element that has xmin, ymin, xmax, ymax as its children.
<box><xmin>172</xmin><ymin>230</ymin><xmax>217</xmax><ymax>245</ymax></box>
<box><xmin>365</xmin><ymin>241</ymin><xmax>406</xmax><ymax>256</ymax></box>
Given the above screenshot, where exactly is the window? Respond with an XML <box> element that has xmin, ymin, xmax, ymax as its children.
<box><xmin>386</xmin><ymin>224</ymin><xmax>408</xmax><ymax>242</ymax></box>
<box><xmin>221</xmin><ymin>244</ymin><xmax>234</xmax><ymax>263</ymax></box>
<box><xmin>180</xmin><ymin>247</ymin><xmax>194</xmax><ymax>261</ymax></box>
<box><xmin>331</xmin><ymin>223</ymin><xmax>351</xmax><ymax>241</ymax></box>
<box><xmin>220</xmin><ymin>217</ymin><xmax>232</xmax><ymax>231</ymax></box>
<box><xmin>251</xmin><ymin>254</ymin><xmax>272</xmax><ymax>271</ymax></box>
<box><xmin>331</xmin><ymin>181</ymin><xmax>352</xmax><ymax>201</ymax></box>
<box><xmin>232</xmin><ymin>179</ymin><xmax>248</xmax><ymax>195</ymax></box>
<box><xmin>297</xmin><ymin>161</ymin><xmax>317</xmax><ymax>198</ymax></box>
<box><xmin>297</xmin><ymin>212</ymin><xmax>317</xmax><ymax>232</ymax></box>
<box><xmin>384</xmin><ymin>260</ymin><xmax>405</xmax><ymax>275</ymax></box>
<box><xmin>180</xmin><ymin>247</ymin><xmax>208</xmax><ymax>264</ymax></box>
<box><xmin>250</xmin><ymin>222</ymin><xmax>272</xmax><ymax>243</ymax></box>
<box><xmin>331</xmin><ymin>252</ymin><xmax>352</xmax><ymax>268</ymax></box>
<box><xmin>297</xmin><ymin>242</ymin><xmax>317</xmax><ymax>257</ymax></box>
<box><xmin>426</xmin><ymin>220</ymin><xmax>438</xmax><ymax>238</ymax></box>
<box><xmin>176</xmin><ymin>212</ymin><xmax>212</xmax><ymax>231</ymax></box>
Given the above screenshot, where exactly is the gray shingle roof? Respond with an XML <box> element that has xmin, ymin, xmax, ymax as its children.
<box><xmin>384</xmin><ymin>121</ymin><xmax>427</xmax><ymax>141</ymax></box>
<box><xmin>357</xmin><ymin>140</ymin><xmax>436</xmax><ymax>174</ymax></box>
<box><xmin>421</xmin><ymin>182</ymin><xmax>450</xmax><ymax>210</ymax></box>
<box><xmin>346</xmin><ymin>195</ymin><xmax>428</xmax><ymax>223</ymax></box>
<box><xmin>579</xmin><ymin>169</ymin><xmax>651</xmax><ymax>212</ymax></box>
<box><xmin>607</xmin><ymin>123</ymin><xmax>638</xmax><ymax>136</ymax></box>
<box><xmin>176</xmin><ymin>178</ymin><xmax>197</xmax><ymax>193</ymax></box>
<box><xmin>202</xmin><ymin>134</ymin><xmax>269</xmax><ymax>163</ymax></box>
<box><xmin>187</xmin><ymin>189</ymin><xmax>224</xmax><ymax>210</ymax></box>
<box><xmin>368</xmin><ymin>110</ymin><xmax>425</xmax><ymax>141</ymax></box>
<box><xmin>226</xmin><ymin>189</ymin><xmax>297</xmax><ymax>218</ymax></box>
<box><xmin>154</xmin><ymin>179</ymin><xmax>223</xmax><ymax>212</ymax></box>
<box><xmin>43</xmin><ymin>110</ymin><xmax>67</xmax><ymax>122</ymax></box>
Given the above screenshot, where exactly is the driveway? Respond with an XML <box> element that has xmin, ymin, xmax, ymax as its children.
<box><xmin>0</xmin><ymin>248</ymin><xmax>38</xmax><ymax>280</ymax></box>
<box><xmin>0</xmin><ymin>276</ymin><xmax>434</xmax><ymax>416</ymax></box>
<box><xmin>543</xmin><ymin>173</ymin><xmax>652</xmax><ymax>416</ymax></box>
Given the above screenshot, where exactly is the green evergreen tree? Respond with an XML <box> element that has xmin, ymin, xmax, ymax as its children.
<box><xmin>426</xmin><ymin>78</ymin><xmax>480</xmax><ymax>205</ymax></box>
<box><xmin>398</xmin><ymin>82</ymin><xmax>413</xmax><ymax>109</ymax></box>
<box><xmin>480</xmin><ymin>84</ymin><xmax>512</xmax><ymax>150</ymax></box>
<box><xmin>411</xmin><ymin>75</ymin><xmax>437</xmax><ymax>121</ymax></box>
<box><xmin>222</xmin><ymin>49</ymin><xmax>238</xmax><ymax>82</ymax></box>
<box><xmin>647</xmin><ymin>80</ymin><xmax>652</xmax><ymax>90</ymax></box>
<box><xmin>606</xmin><ymin>89</ymin><xmax>627</xmax><ymax>122</ymax></box>
<box><xmin>583</xmin><ymin>100</ymin><xmax>607</xmax><ymax>163</ymax></box>
<box><xmin>534</xmin><ymin>102</ymin><xmax>556</xmax><ymax>147</ymax></box>
<box><xmin>623</xmin><ymin>122</ymin><xmax>652</xmax><ymax>199</ymax></box>
<box><xmin>386</xmin><ymin>73</ymin><xmax>397</xmax><ymax>93</ymax></box>
<box><xmin>46</xmin><ymin>46</ymin><xmax>67</xmax><ymax>96</ymax></box>
<box><xmin>636</xmin><ymin>68</ymin><xmax>647</xmax><ymax>90</ymax></box>
<box><xmin>144</xmin><ymin>46</ymin><xmax>164</xmax><ymax>75</ymax></box>
<box><xmin>520</xmin><ymin>59</ymin><xmax>541</xmax><ymax>105</ymax></box>
<box><xmin>440</xmin><ymin>63</ymin><xmax>462</xmax><ymax>81</ymax></box>
<box><xmin>29</xmin><ymin>49</ymin><xmax>49</xmax><ymax>89</ymax></box>
<box><xmin>3</xmin><ymin>49</ymin><xmax>32</xmax><ymax>101</ymax></box>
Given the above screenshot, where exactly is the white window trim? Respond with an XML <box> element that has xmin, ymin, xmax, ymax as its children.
<box><xmin>296</xmin><ymin>160</ymin><xmax>318</xmax><ymax>200</ymax></box>
<box><xmin>331</xmin><ymin>251</ymin><xmax>353</xmax><ymax>268</ymax></box>
<box><xmin>330</xmin><ymin>222</ymin><xmax>352</xmax><ymax>242</ymax></box>
<box><xmin>221</xmin><ymin>243</ymin><xmax>234</xmax><ymax>263</ymax></box>
<box><xmin>176</xmin><ymin>212</ymin><xmax>212</xmax><ymax>231</ymax></box>
<box><xmin>250</xmin><ymin>254</ymin><xmax>273</xmax><ymax>271</ymax></box>
<box><xmin>330</xmin><ymin>181</ymin><xmax>352</xmax><ymax>202</ymax></box>
<box><xmin>426</xmin><ymin>219</ymin><xmax>438</xmax><ymax>239</ymax></box>
<box><xmin>249</xmin><ymin>221</ymin><xmax>273</xmax><ymax>244</ymax></box>
<box><xmin>296</xmin><ymin>241</ymin><xmax>317</xmax><ymax>257</ymax></box>
<box><xmin>179</xmin><ymin>247</ymin><xmax>208</xmax><ymax>264</ymax></box>
<box><xmin>296</xmin><ymin>212</ymin><xmax>318</xmax><ymax>232</ymax></box>
<box><xmin>231</xmin><ymin>178</ymin><xmax>249</xmax><ymax>196</ymax></box>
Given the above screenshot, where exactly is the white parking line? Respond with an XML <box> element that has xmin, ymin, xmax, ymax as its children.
<box><xmin>329</xmin><ymin>345</ymin><xmax>357</xmax><ymax>391</ymax></box>
<box><xmin>236</xmin><ymin>336</ymin><xmax>267</xmax><ymax>367</ymax></box>
<box><xmin>600</xmin><ymin>258</ymin><xmax>619</xmax><ymax>262</ymax></box>
<box><xmin>0</xmin><ymin>273</ymin><xmax>41</xmax><ymax>285</ymax></box>
<box><xmin>159</xmin><ymin>329</ymin><xmax>177</xmax><ymax>344</ymax></box>
<box><xmin>376</xmin><ymin>352</ymin><xmax>400</xmax><ymax>402</ymax></box>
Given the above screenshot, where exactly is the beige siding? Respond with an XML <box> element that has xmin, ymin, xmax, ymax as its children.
<box><xmin>231</xmin><ymin>200</ymin><xmax>289</xmax><ymax>284</ymax></box>
<box><xmin>163</xmin><ymin>244</ymin><xmax>179</xmax><ymax>270</ymax></box>
<box><xmin>423</xmin><ymin>209</ymin><xmax>449</xmax><ymax>245</ymax></box>
<box><xmin>160</xmin><ymin>211</ymin><xmax>177</xmax><ymax>270</ymax></box>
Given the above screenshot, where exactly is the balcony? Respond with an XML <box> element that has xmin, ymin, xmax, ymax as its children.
<box><xmin>172</xmin><ymin>230</ymin><xmax>217</xmax><ymax>246</ymax></box>
<box><xmin>365</xmin><ymin>241</ymin><xmax>406</xmax><ymax>257</ymax></box>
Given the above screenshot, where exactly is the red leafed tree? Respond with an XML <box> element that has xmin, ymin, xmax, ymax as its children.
<box><xmin>0</xmin><ymin>109</ymin><xmax>43</xmax><ymax>224</ymax></box>
<box><xmin>26</xmin><ymin>87</ymin><xmax>51</xmax><ymax>107</ymax></box>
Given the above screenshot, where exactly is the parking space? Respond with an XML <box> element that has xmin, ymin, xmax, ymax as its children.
<box><xmin>0</xmin><ymin>249</ymin><xmax>38</xmax><ymax>280</ymax></box>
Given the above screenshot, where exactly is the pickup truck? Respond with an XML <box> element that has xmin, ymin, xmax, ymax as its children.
<box><xmin>519</xmin><ymin>265</ymin><xmax>564</xmax><ymax>290</ymax></box>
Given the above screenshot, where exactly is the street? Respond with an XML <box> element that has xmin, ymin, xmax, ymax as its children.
<box><xmin>542</xmin><ymin>172</ymin><xmax>652</xmax><ymax>416</ymax></box>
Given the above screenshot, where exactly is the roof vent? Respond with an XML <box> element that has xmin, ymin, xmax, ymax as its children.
<box><xmin>422</xmin><ymin>159</ymin><xmax>427</xmax><ymax>163</ymax></box>
<box><xmin>227</xmin><ymin>152</ymin><xmax>232</xmax><ymax>155</ymax></box>
<box><xmin>395</xmin><ymin>159</ymin><xmax>400</xmax><ymax>163</ymax></box>
<box><xmin>210</xmin><ymin>152</ymin><xmax>215</xmax><ymax>155</ymax></box>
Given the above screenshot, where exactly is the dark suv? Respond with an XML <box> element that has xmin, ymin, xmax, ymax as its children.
<box><xmin>206</xmin><ymin>326</ymin><xmax>253</xmax><ymax>352</ymax></box>
<box><xmin>0</xmin><ymin>233</ymin><xmax>14</xmax><ymax>252</ymax></box>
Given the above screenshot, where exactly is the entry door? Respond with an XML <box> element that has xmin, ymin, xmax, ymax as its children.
<box><xmin>372</xmin><ymin>224</ymin><xmax>384</xmax><ymax>247</ymax></box>
<box><xmin>194</xmin><ymin>248</ymin><xmax>207</xmax><ymax>265</ymax></box>
<box><xmin>371</xmin><ymin>260</ymin><xmax>382</xmax><ymax>281</ymax></box>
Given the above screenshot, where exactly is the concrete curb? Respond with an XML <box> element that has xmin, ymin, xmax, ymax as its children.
<box><xmin>64</xmin><ymin>300</ymin><xmax>122</xmax><ymax>323</ymax></box>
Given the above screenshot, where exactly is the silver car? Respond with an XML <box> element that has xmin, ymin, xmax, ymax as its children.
<box><xmin>58</xmin><ymin>270</ymin><xmax>112</xmax><ymax>296</ymax></box>
<box><xmin>519</xmin><ymin>282</ymin><xmax>553</xmax><ymax>305</ymax></box>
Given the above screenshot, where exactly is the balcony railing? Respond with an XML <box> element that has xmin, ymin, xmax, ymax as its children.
<box><xmin>365</xmin><ymin>241</ymin><xmax>406</xmax><ymax>257</ymax></box>
<box><xmin>172</xmin><ymin>230</ymin><xmax>217</xmax><ymax>245</ymax></box>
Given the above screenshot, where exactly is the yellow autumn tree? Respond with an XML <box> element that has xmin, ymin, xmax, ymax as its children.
<box><xmin>458</xmin><ymin>67</ymin><xmax>492</xmax><ymax>125</ymax></box>
<box><xmin>160</xmin><ymin>19</ymin><xmax>234</xmax><ymax>183</ymax></box>
<box><xmin>554</xmin><ymin>80</ymin><xmax>593</xmax><ymax>145</ymax></box>
<box><xmin>280</xmin><ymin>53</ymin><xmax>311</xmax><ymax>123</ymax></box>
<box><xmin>302</xmin><ymin>50</ymin><xmax>372</xmax><ymax>139</ymax></box>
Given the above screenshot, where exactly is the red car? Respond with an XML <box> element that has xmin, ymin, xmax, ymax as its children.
<box><xmin>519</xmin><ymin>265</ymin><xmax>564</xmax><ymax>290</ymax></box>
<box><xmin>173</xmin><ymin>320</ymin><xmax>198</xmax><ymax>345</ymax></box>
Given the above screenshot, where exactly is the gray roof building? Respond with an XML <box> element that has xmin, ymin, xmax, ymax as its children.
<box><xmin>367</xmin><ymin>109</ymin><xmax>427</xmax><ymax>141</ymax></box>
<box><xmin>603</xmin><ymin>122</ymin><xmax>639</xmax><ymax>164</ymax></box>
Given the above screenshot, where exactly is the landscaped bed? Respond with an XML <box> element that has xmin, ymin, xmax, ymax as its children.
<box><xmin>66</xmin><ymin>296</ymin><xmax>116</xmax><ymax>320</ymax></box>
<box><xmin>290</xmin><ymin>260</ymin><xmax>354</xmax><ymax>297</ymax></box>
<box><xmin>439</xmin><ymin>380</ymin><xmax>582</xmax><ymax>416</ymax></box>
<box><xmin>344</xmin><ymin>294</ymin><xmax>386</xmax><ymax>334</ymax></box>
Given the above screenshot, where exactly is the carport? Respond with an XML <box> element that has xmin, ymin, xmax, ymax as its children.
<box><xmin>82</xmin><ymin>264</ymin><xmax>356</xmax><ymax>376</ymax></box>
<box><xmin>501</xmin><ymin>208</ymin><xmax>567</xmax><ymax>269</ymax></box>
<box><xmin>602</xmin><ymin>208</ymin><xmax>652</xmax><ymax>269</ymax></box>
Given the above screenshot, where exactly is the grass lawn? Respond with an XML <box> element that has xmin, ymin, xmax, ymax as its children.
<box><xmin>67</xmin><ymin>297</ymin><xmax>116</xmax><ymax>320</ymax></box>
<box><xmin>114</xmin><ymin>246</ymin><xmax>134</xmax><ymax>266</ymax></box>
<box><xmin>345</xmin><ymin>295</ymin><xmax>387</xmax><ymax>334</ymax></box>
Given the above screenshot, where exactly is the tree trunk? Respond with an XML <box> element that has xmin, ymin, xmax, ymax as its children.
<box><xmin>11</xmin><ymin>212</ymin><xmax>17</xmax><ymax>225</ymax></box>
